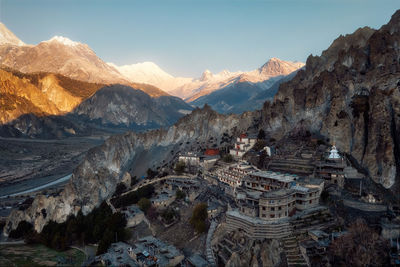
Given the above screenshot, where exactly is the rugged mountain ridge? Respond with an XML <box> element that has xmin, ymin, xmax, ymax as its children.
<box><xmin>0</xmin><ymin>24</ymin><xmax>168</xmax><ymax>97</ymax></box>
<box><xmin>0</xmin><ymin>22</ymin><xmax>25</xmax><ymax>46</ymax></box>
<box><xmin>261</xmin><ymin>10</ymin><xmax>400</xmax><ymax>190</ymax></box>
<box><xmin>4</xmin><ymin>106</ymin><xmax>257</xmax><ymax>233</ymax></box>
<box><xmin>0</xmin><ymin>68</ymin><xmax>193</xmax><ymax>138</ymax></box>
<box><xmin>73</xmin><ymin>85</ymin><xmax>193</xmax><ymax>128</ymax></box>
<box><xmin>0</xmin><ymin>68</ymin><xmax>105</xmax><ymax>124</ymax></box>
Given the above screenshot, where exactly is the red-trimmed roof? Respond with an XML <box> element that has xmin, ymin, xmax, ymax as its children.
<box><xmin>205</xmin><ymin>148</ymin><xmax>219</xmax><ymax>156</ymax></box>
<box><xmin>240</xmin><ymin>133</ymin><xmax>247</xmax><ymax>138</ymax></box>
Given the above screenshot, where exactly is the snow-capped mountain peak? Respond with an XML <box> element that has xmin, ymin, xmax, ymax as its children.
<box><xmin>0</xmin><ymin>22</ymin><xmax>25</xmax><ymax>46</ymax></box>
<box><xmin>45</xmin><ymin>36</ymin><xmax>81</xmax><ymax>47</ymax></box>
<box><xmin>200</xmin><ymin>69</ymin><xmax>213</xmax><ymax>81</ymax></box>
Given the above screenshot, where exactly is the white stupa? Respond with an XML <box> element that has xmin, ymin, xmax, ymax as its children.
<box><xmin>328</xmin><ymin>145</ymin><xmax>341</xmax><ymax>160</ymax></box>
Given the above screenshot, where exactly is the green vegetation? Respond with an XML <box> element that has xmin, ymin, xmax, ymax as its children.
<box><xmin>174</xmin><ymin>161</ymin><xmax>186</xmax><ymax>175</ymax></box>
<box><xmin>257</xmin><ymin>129</ymin><xmax>266</xmax><ymax>140</ymax></box>
<box><xmin>146</xmin><ymin>168</ymin><xmax>158</xmax><ymax>179</ymax></box>
<box><xmin>328</xmin><ymin>218</ymin><xmax>389</xmax><ymax>266</ymax></box>
<box><xmin>176</xmin><ymin>189</ymin><xmax>186</xmax><ymax>200</ymax></box>
<box><xmin>130</xmin><ymin>176</ymin><xmax>138</xmax><ymax>187</ymax></box>
<box><xmin>189</xmin><ymin>203</ymin><xmax>208</xmax><ymax>233</ymax></box>
<box><xmin>161</xmin><ymin>207</ymin><xmax>179</xmax><ymax>224</ymax></box>
<box><xmin>222</xmin><ymin>154</ymin><xmax>234</xmax><ymax>163</ymax></box>
<box><xmin>11</xmin><ymin>202</ymin><xmax>129</xmax><ymax>256</ymax></box>
<box><xmin>253</xmin><ymin>140</ymin><xmax>267</xmax><ymax>151</ymax></box>
<box><xmin>0</xmin><ymin>244</ymin><xmax>85</xmax><ymax>267</ymax></box>
<box><xmin>9</xmin><ymin>221</ymin><xmax>33</xmax><ymax>239</ymax></box>
<box><xmin>113</xmin><ymin>182</ymin><xmax>127</xmax><ymax>197</ymax></box>
<box><xmin>138</xmin><ymin>198</ymin><xmax>151</xmax><ymax>214</ymax></box>
<box><xmin>112</xmin><ymin>184</ymin><xmax>155</xmax><ymax>208</ymax></box>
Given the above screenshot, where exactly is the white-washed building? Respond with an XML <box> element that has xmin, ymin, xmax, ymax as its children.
<box><xmin>230</xmin><ymin>134</ymin><xmax>257</xmax><ymax>158</ymax></box>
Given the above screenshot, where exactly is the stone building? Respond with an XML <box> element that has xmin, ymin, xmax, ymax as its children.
<box><xmin>217</xmin><ymin>161</ymin><xmax>259</xmax><ymax>188</ymax></box>
<box><xmin>225</xmin><ymin>169</ymin><xmax>324</xmax><ymax>239</ymax></box>
<box><xmin>230</xmin><ymin>134</ymin><xmax>257</xmax><ymax>158</ymax></box>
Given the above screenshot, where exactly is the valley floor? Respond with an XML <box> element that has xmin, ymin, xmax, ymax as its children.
<box><xmin>0</xmin><ymin>135</ymin><xmax>105</xmax><ymax>218</ymax></box>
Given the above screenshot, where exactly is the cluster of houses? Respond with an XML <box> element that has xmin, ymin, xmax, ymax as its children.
<box><xmin>178</xmin><ymin>148</ymin><xmax>220</xmax><ymax>172</ymax></box>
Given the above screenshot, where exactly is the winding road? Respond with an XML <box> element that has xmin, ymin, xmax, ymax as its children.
<box><xmin>0</xmin><ymin>174</ymin><xmax>72</xmax><ymax>199</ymax></box>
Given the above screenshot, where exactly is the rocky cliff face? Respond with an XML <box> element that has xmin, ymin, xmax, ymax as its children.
<box><xmin>261</xmin><ymin>10</ymin><xmax>400</xmax><ymax>190</ymax></box>
<box><xmin>4</xmin><ymin>106</ymin><xmax>257</xmax><ymax>234</ymax></box>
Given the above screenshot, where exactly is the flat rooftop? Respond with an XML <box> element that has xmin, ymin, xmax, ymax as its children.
<box><xmin>262</xmin><ymin>188</ymin><xmax>295</xmax><ymax>198</ymax></box>
<box><xmin>249</xmin><ymin>171</ymin><xmax>297</xmax><ymax>183</ymax></box>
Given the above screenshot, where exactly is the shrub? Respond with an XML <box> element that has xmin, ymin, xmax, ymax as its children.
<box><xmin>222</xmin><ymin>154</ymin><xmax>234</xmax><ymax>163</ymax></box>
<box><xmin>174</xmin><ymin>161</ymin><xmax>186</xmax><ymax>175</ymax></box>
<box><xmin>9</xmin><ymin>221</ymin><xmax>33</xmax><ymax>239</ymax></box>
<box><xmin>176</xmin><ymin>189</ymin><xmax>186</xmax><ymax>200</ymax></box>
<box><xmin>112</xmin><ymin>184</ymin><xmax>155</xmax><ymax>208</ymax></box>
<box><xmin>257</xmin><ymin>129</ymin><xmax>266</xmax><ymax>140</ymax></box>
<box><xmin>138</xmin><ymin>198</ymin><xmax>151</xmax><ymax>214</ymax></box>
<box><xmin>190</xmin><ymin>203</ymin><xmax>208</xmax><ymax>233</ymax></box>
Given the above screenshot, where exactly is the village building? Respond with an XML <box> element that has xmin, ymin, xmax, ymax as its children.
<box><xmin>207</xmin><ymin>199</ymin><xmax>223</xmax><ymax>219</ymax></box>
<box><xmin>229</xmin><ymin>134</ymin><xmax>257</xmax><ymax>158</ymax></box>
<box><xmin>121</xmin><ymin>205</ymin><xmax>145</xmax><ymax>227</ymax></box>
<box><xmin>217</xmin><ymin>161</ymin><xmax>259</xmax><ymax>188</ymax></box>
<box><xmin>315</xmin><ymin>145</ymin><xmax>346</xmax><ymax>187</ymax></box>
<box><xmin>127</xmin><ymin>236</ymin><xmax>184</xmax><ymax>266</ymax></box>
<box><xmin>150</xmin><ymin>189</ymin><xmax>176</xmax><ymax>209</ymax></box>
<box><xmin>178</xmin><ymin>152</ymin><xmax>201</xmax><ymax>166</ymax></box>
<box><xmin>225</xmin><ymin>168</ymin><xmax>324</xmax><ymax>239</ymax></box>
<box><xmin>185</xmin><ymin>253</ymin><xmax>208</xmax><ymax>267</ymax></box>
<box><xmin>178</xmin><ymin>149</ymin><xmax>220</xmax><ymax>172</ymax></box>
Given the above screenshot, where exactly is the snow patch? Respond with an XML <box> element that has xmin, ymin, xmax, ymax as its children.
<box><xmin>45</xmin><ymin>36</ymin><xmax>81</xmax><ymax>47</ymax></box>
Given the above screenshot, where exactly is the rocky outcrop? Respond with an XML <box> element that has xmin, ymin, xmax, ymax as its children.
<box><xmin>221</xmin><ymin>230</ymin><xmax>283</xmax><ymax>267</ymax></box>
<box><xmin>260</xmin><ymin>10</ymin><xmax>400</xmax><ymax>191</ymax></box>
<box><xmin>4</xmin><ymin>106</ymin><xmax>257</xmax><ymax>234</ymax></box>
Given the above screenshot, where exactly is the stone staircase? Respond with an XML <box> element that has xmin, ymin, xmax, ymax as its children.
<box><xmin>282</xmin><ymin>235</ymin><xmax>308</xmax><ymax>267</ymax></box>
<box><xmin>206</xmin><ymin>220</ymin><xmax>218</xmax><ymax>266</ymax></box>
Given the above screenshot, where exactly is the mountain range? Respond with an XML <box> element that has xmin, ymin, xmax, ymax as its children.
<box><xmin>0</xmin><ymin>22</ymin><xmax>303</xmax><ymax>119</ymax></box>
<box><xmin>0</xmin><ymin>23</ymin><xmax>196</xmax><ymax>137</ymax></box>
<box><xmin>110</xmin><ymin>58</ymin><xmax>304</xmax><ymax>113</ymax></box>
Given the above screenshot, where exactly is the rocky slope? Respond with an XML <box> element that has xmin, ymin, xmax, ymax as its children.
<box><xmin>0</xmin><ymin>24</ymin><xmax>168</xmax><ymax>97</ymax></box>
<box><xmin>0</xmin><ymin>68</ymin><xmax>105</xmax><ymax>124</ymax></box>
<box><xmin>261</xmin><ymin>10</ymin><xmax>400</xmax><ymax>190</ymax></box>
<box><xmin>73</xmin><ymin>84</ymin><xmax>193</xmax><ymax>128</ymax></box>
<box><xmin>4</xmin><ymin>106</ymin><xmax>257</xmax><ymax>233</ymax></box>
<box><xmin>0</xmin><ymin>35</ymin><xmax>126</xmax><ymax>84</ymax></box>
<box><xmin>0</xmin><ymin>22</ymin><xmax>25</xmax><ymax>46</ymax></box>
<box><xmin>0</xmin><ymin>69</ymin><xmax>192</xmax><ymax>138</ymax></box>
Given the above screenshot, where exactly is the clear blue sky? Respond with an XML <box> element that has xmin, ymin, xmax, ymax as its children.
<box><xmin>0</xmin><ymin>0</ymin><xmax>398</xmax><ymax>77</ymax></box>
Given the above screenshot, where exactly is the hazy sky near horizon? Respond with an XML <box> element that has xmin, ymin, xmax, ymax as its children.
<box><xmin>0</xmin><ymin>0</ymin><xmax>399</xmax><ymax>77</ymax></box>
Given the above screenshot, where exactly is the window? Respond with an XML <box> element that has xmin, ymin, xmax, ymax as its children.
<box><xmin>261</xmin><ymin>214</ymin><xmax>266</xmax><ymax>218</ymax></box>
<box><xmin>262</xmin><ymin>207</ymin><xmax>266</xmax><ymax>211</ymax></box>
<box><xmin>309</xmin><ymin>200</ymin><xmax>312</xmax><ymax>204</ymax></box>
<box><xmin>278</xmin><ymin>206</ymin><xmax>282</xmax><ymax>210</ymax></box>
<box><xmin>271</xmin><ymin>207</ymin><xmax>275</xmax><ymax>211</ymax></box>
<box><xmin>270</xmin><ymin>214</ymin><xmax>275</xmax><ymax>218</ymax></box>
